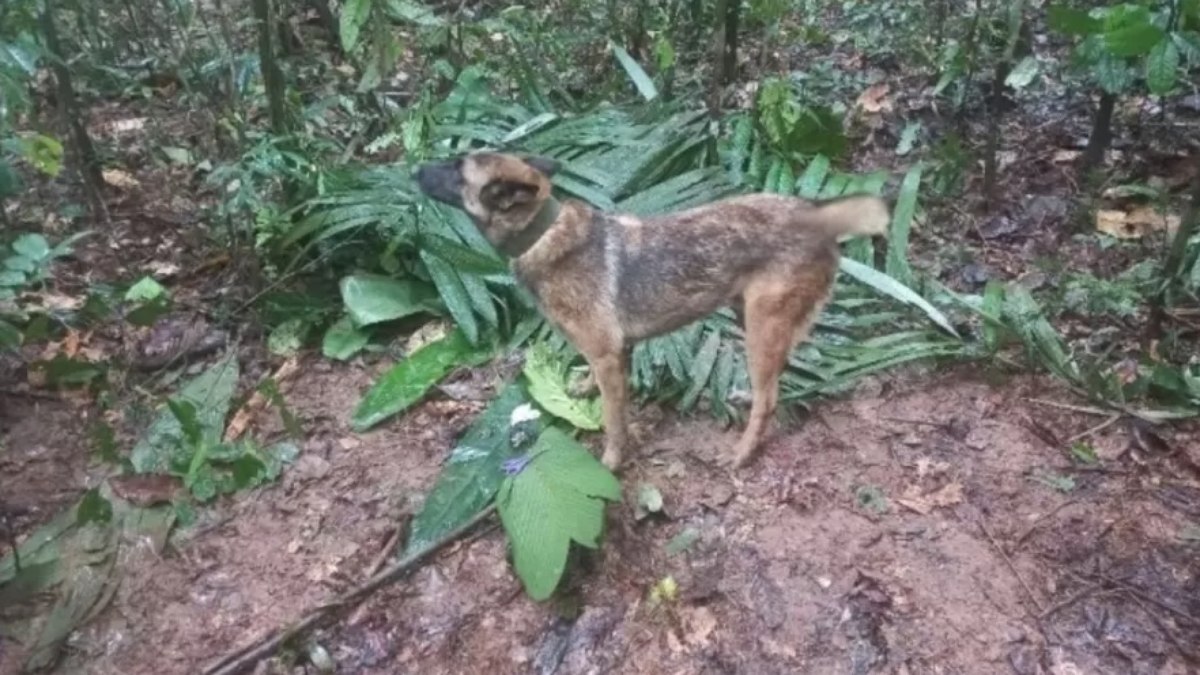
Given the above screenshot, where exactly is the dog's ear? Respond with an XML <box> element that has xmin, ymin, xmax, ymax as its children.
<box><xmin>481</xmin><ymin>180</ymin><xmax>539</xmax><ymax>211</ymax></box>
<box><xmin>523</xmin><ymin>156</ymin><xmax>559</xmax><ymax>177</ymax></box>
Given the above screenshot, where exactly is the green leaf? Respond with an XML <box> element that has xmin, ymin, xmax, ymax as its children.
<box><xmin>130</xmin><ymin>353</ymin><xmax>240</xmax><ymax>473</ymax></box>
<box><xmin>339</xmin><ymin>0</ymin><xmax>372</xmax><ymax>52</ymax></box>
<box><xmin>322</xmin><ymin>315</ymin><xmax>369</xmax><ymax>360</ymax></box>
<box><xmin>1146</xmin><ymin>38</ymin><xmax>1179</xmax><ymax>94</ymax></box>
<box><xmin>796</xmin><ymin>155</ymin><xmax>831</xmax><ymax>198</ymax></box>
<box><xmin>124</xmin><ymin>276</ymin><xmax>166</xmax><ymax>302</ymax></box>
<box><xmin>405</xmin><ymin>384</ymin><xmax>536</xmax><ymax>555</ymax></box>
<box><xmin>267</xmin><ymin>317</ymin><xmax>309</xmax><ymax>356</ymax></box>
<box><xmin>12</xmin><ymin>233</ymin><xmax>50</xmax><ymax>261</ymax></box>
<box><xmin>17</xmin><ymin>134</ymin><xmax>63</xmax><ymax>177</ymax></box>
<box><xmin>679</xmin><ymin>328</ymin><xmax>721</xmax><ymax>411</ymax></box>
<box><xmin>420</xmin><ymin>250</ymin><xmax>480</xmax><ymax>344</ymax></box>
<box><xmin>1005</xmin><ymin>56</ymin><xmax>1040</xmax><ymax>89</ymax></box>
<box><xmin>1048</xmin><ymin>5</ymin><xmax>1101</xmax><ymax>36</ymax></box>
<box><xmin>884</xmin><ymin>164</ymin><xmax>921</xmax><ymax>285</ymax></box>
<box><xmin>610</xmin><ymin>43</ymin><xmax>658</xmax><ymax>101</ymax></box>
<box><xmin>839</xmin><ymin>258</ymin><xmax>959</xmax><ymax>337</ymax></box>
<box><xmin>523</xmin><ymin>342</ymin><xmax>602</xmax><ymax>430</ymax></box>
<box><xmin>1105</xmin><ymin>20</ymin><xmax>1165</xmax><ymax>57</ymax></box>
<box><xmin>0</xmin><ymin>159</ymin><xmax>23</xmax><ymax>199</ymax></box>
<box><xmin>497</xmin><ymin>427</ymin><xmax>620</xmax><ymax>600</ymax></box>
<box><xmin>352</xmin><ymin>327</ymin><xmax>490</xmax><ymax>430</ymax></box>
<box><xmin>384</xmin><ymin>0</ymin><xmax>445</xmax><ymax>25</ymax></box>
<box><xmin>0</xmin><ymin>319</ymin><xmax>21</xmax><ymax>348</ymax></box>
<box><xmin>1093</xmin><ymin>52</ymin><xmax>1136</xmax><ymax>94</ymax></box>
<box><xmin>76</xmin><ymin>489</ymin><xmax>113</xmax><ymax>526</ymax></box>
<box><xmin>339</xmin><ymin>274</ymin><xmax>438</xmax><ymax>327</ymax></box>
<box><xmin>166</xmin><ymin>399</ymin><xmax>203</xmax><ymax>445</ymax></box>
<box><xmin>895</xmin><ymin>122</ymin><xmax>921</xmax><ymax>156</ymax></box>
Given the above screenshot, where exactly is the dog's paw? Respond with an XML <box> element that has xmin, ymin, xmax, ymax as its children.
<box><xmin>600</xmin><ymin>449</ymin><xmax>623</xmax><ymax>471</ymax></box>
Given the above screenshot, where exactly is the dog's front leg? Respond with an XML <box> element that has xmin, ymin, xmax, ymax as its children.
<box><xmin>588</xmin><ymin>349</ymin><xmax>630</xmax><ymax>470</ymax></box>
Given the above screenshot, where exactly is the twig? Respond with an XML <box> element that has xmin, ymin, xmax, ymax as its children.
<box><xmin>202</xmin><ymin>505</ymin><xmax>497</xmax><ymax>675</ymax></box>
<box><xmin>978</xmin><ymin>518</ymin><xmax>1046</xmax><ymax>615</ymax></box>
<box><xmin>1027</xmin><ymin>398</ymin><xmax>1113</xmax><ymax>417</ymax></box>
<box><xmin>1012</xmin><ymin>499</ymin><xmax>1078</xmax><ymax>551</ymax></box>
<box><xmin>1065</xmin><ymin>414</ymin><xmax>1122</xmax><ymax>445</ymax></box>
<box><xmin>364</xmin><ymin>515</ymin><xmax>409</xmax><ymax>578</ymax></box>
<box><xmin>1039</xmin><ymin>584</ymin><xmax>1103</xmax><ymax>620</ymax></box>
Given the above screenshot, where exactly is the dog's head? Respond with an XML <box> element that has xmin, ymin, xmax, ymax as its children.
<box><xmin>415</xmin><ymin>152</ymin><xmax>560</xmax><ymax>252</ymax></box>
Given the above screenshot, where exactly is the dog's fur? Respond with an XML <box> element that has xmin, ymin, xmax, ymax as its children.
<box><xmin>416</xmin><ymin>152</ymin><xmax>890</xmax><ymax>469</ymax></box>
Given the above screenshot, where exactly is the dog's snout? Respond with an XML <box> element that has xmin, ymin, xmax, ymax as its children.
<box><xmin>414</xmin><ymin>161</ymin><xmax>463</xmax><ymax>207</ymax></box>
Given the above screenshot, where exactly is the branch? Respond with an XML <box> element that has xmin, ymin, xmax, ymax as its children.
<box><xmin>201</xmin><ymin>504</ymin><xmax>498</xmax><ymax>675</ymax></box>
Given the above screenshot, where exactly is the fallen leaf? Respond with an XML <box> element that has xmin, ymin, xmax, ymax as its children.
<box><xmin>896</xmin><ymin>482</ymin><xmax>964</xmax><ymax>515</ymax></box>
<box><xmin>635</xmin><ymin>483</ymin><xmax>665</xmax><ymax>520</ymax></box>
<box><xmin>856</xmin><ymin>83</ymin><xmax>893</xmax><ymax>114</ymax></box>
<box><xmin>101</xmin><ymin>169</ymin><xmax>140</xmax><ymax>190</ymax></box>
<box><xmin>108</xmin><ymin>474</ymin><xmax>182</xmax><ymax>506</ymax></box>
<box><xmin>223</xmin><ymin>357</ymin><xmax>300</xmax><ymax>441</ymax></box>
<box><xmin>1052</xmin><ymin>149</ymin><xmax>1081</xmax><ymax>163</ymax></box>
<box><xmin>1096</xmin><ymin>207</ymin><xmax>1180</xmax><ymax>239</ymax></box>
<box><xmin>143</xmin><ymin>260</ymin><xmax>181</xmax><ymax>279</ymax></box>
<box><xmin>107</xmin><ymin>118</ymin><xmax>147</xmax><ymax>135</ymax></box>
<box><xmin>682</xmin><ymin>606</ymin><xmax>717</xmax><ymax>647</ymax></box>
<box><xmin>29</xmin><ymin>291</ymin><xmax>84</xmax><ymax>311</ymax></box>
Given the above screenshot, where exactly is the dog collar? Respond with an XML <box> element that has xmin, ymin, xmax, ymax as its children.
<box><xmin>499</xmin><ymin>196</ymin><xmax>561</xmax><ymax>258</ymax></box>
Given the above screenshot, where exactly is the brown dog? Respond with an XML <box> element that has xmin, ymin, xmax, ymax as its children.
<box><xmin>416</xmin><ymin>152</ymin><xmax>889</xmax><ymax>469</ymax></box>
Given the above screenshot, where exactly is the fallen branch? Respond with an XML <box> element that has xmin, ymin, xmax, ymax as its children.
<box><xmin>202</xmin><ymin>505</ymin><xmax>497</xmax><ymax>675</ymax></box>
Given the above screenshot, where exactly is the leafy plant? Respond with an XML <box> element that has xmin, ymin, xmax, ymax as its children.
<box><xmin>1049</xmin><ymin>2</ymin><xmax>1200</xmax><ymax>170</ymax></box>
<box><xmin>0</xmin><ymin>232</ymin><xmax>89</xmax><ymax>348</ymax></box>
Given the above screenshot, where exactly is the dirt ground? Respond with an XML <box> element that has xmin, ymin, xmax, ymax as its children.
<box><xmin>6</xmin><ymin>356</ymin><xmax>1198</xmax><ymax>675</ymax></box>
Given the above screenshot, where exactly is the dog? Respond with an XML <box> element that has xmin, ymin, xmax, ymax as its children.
<box><xmin>416</xmin><ymin>152</ymin><xmax>889</xmax><ymax>469</ymax></box>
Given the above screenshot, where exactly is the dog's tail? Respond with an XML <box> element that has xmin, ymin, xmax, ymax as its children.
<box><xmin>806</xmin><ymin>195</ymin><xmax>891</xmax><ymax>239</ymax></box>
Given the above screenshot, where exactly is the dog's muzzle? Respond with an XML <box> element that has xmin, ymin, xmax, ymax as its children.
<box><xmin>415</xmin><ymin>160</ymin><xmax>465</xmax><ymax>207</ymax></box>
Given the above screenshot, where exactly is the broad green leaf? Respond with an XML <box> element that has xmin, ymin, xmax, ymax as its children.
<box><xmin>12</xmin><ymin>233</ymin><xmax>50</xmax><ymax>261</ymax></box>
<box><xmin>322</xmin><ymin>315</ymin><xmax>369</xmax><ymax>360</ymax></box>
<box><xmin>384</xmin><ymin>0</ymin><xmax>445</xmax><ymax>26</ymax></box>
<box><xmin>76</xmin><ymin>489</ymin><xmax>113</xmax><ymax>526</ymax></box>
<box><xmin>523</xmin><ymin>343</ymin><xmax>602</xmax><ymax>430</ymax></box>
<box><xmin>339</xmin><ymin>0</ymin><xmax>372</xmax><ymax>52</ymax></box>
<box><xmin>611</xmin><ymin>44</ymin><xmax>658</xmax><ymax>101</ymax></box>
<box><xmin>17</xmin><ymin>134</ymin><xmax>63</xmax><ymax>177</ymax></box>
<box><xmin>1146</xmin><ymin>38</ymin><xmax>1179</xmax><ymax>94</ymax></box>
<box><xmin>1105</xmin><ymin>20</ymin><xmax>1165</xmax><ymax>57</ymax></box>
<box><xmin>124</xmin><ymin>276</ymin><xmax>166</xmax><ymax>302</ymax></box>
<box><xmin>885</xmin><ymin>164</ymin><xmax>922</xmax><ymax>285</ymax></box>
<box><xmin>1093</xmin><ymin>53</ymin><xmax>1136</xmax><ymax>94</ymax></box>
<box><xmin>352</xmin><ymin>328</ymin><xmax>490</xmax><ymax>430</ymax></box>
<box><xmin>498</xmin><ymin>428</ymin><xmax>620</xmax><ymax>600</ymax></box>
<box><xmin>130</xmin><ymin>352</ymin><xmax>240</xmax><ymax>473</ymax></box>
<box><xmin>1005</xmin><ymin>56</ymin><xmax>1040</xmax><ymax>89</ymax></box>
<box><xmin>405</xmin><ymin>384</ymin><xmax>535</xmax><ymax>555</ymax></box>
<box><xmin>0</xmin><ymin>158</ymin><xmax>23</xmax><ymax>199</ymax></box>
<box><xmin>839</xmin><ymin>258</ymin><xmax>958</xmax><ymax>337</ymax></box>
<box><xmin>1048</xmin><ymin>5</ymin><xmax>1101</xmax><ymax>36</ymax></box>
<box><xmin>339</xmin><ymin>274</ymin><xmax>438</xmax><ymax>327</ymax></box>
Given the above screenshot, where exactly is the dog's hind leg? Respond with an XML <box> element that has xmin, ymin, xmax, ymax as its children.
<box><xmin>730</xmin><ymin>266</ymin><xmax>833</xmax><ymax>467</ymax></box>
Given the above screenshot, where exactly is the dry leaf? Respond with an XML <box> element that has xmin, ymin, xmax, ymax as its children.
<box><xmin>102</xmin><ymin>168</ymin><xmax>141</xmax><ymax>190</ymax></box>
<box><xmin>223</xmin><ymin>357</ymin><xmax>300</xmax><ymax>441</ymax></box>
<box><xmin>109</xmin><ymin>474</ymin><xmax>182</xmax><ymax>506</ymax></box>
<box><xmin>29</xmin><ymin>291</ymin><xmax>84</xmax><ymax>311</ymax></box>
<box><xmin>144</xmin><ymin>260</ymin><xmax>181</xmax><ymax>279</ymax></box>
<box><xmin>107</xmin><ymin>117</ymin><xmax>148</xmax><ymax>135</ymax></box>
<box><xmin>682</xmin><ymin>606</ymin><xmax>717</xmax><ymax>647</ymax></box>
<box><xmin>856</xmin><ymin>83</ymin><xmax>893</xmax><ymax>114</ymax></box>
<box><xmin>1096</xmin><ymin>207</ymin><xmax>1180</xmax><ymax>239</ymax></box>
<box><xmin>1052</xmin><ymin>149</ymin><xmax>1081</xmax><ymax>163</ymax></box>
<box><xmin>896</xmin><ymin>482</ymin><xmax>964</xmax><ymax>515</ymax></box>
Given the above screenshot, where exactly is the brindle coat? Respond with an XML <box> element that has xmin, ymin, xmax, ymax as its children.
<box><xmin>416</xmin><ymin>152</ymin><xmax>890</xmax><ymax>469</ymax></box>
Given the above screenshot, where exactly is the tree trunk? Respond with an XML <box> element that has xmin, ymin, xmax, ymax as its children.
<box><xmin>252</xmin><ymin>0</ymin><xmax>289</xmax><ymax>136</ymax></box>
<box><xmin>722</xmin><ymin>0</ymin><xmax>740</xmax><ymax>83</ymax></box>
<box><xmin>38</xmin><ymin>0</ymin><xmax>107</xmax><ymax>223</ymax></box>
<box><xmin>1081</xmin><ymin>91</ymin><xmax>1115</xmax><ymax>175</ymax></box>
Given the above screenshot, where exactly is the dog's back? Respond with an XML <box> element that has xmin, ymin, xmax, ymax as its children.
<box><xmin>609</xmin><ymin>193</ymin><xmax>888</xmax><ymax>340</ymax></box>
